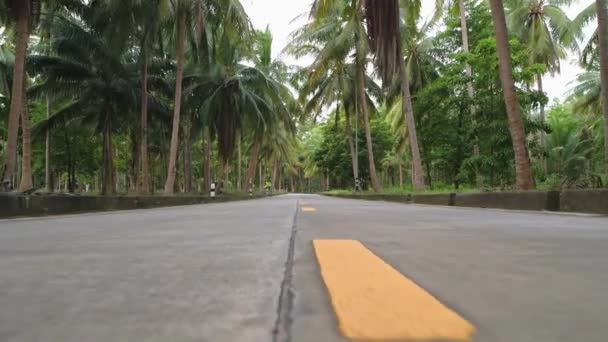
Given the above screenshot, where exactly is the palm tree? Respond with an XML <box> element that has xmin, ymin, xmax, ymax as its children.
<box><xmin>570</xmin><ymin>69</ymin><xmax>602</xmax><ymax>115</ymax></box>
<box><xmin>29</xmin><ymin>17</ymin><xmax>166</xmax><ymax>194</ymax></box>
<box><xmin>289</xmin><ymin>14</ymin><xmax>381</xmax><ymax>190</ymax></box>
<box><xmin>309</xmin><ymin>0</ymin><xmax>383</xmax><ymax>192</ymax></box>
<box><xmin>164</xmin><ymin>0</ymin><xmax>188</xmax><ymax>194</ymax></box>
<box><xmin>595</xmin><ymin>0</ymin><xmax>608</xmax><ymax>171</ymax></box>
<box><xmin>0</xmin><ymin>0</ymin><xmax>36</xmax><ymax>190</ymax></box>
<box><xmin>18</xmin><ymin>76</ymin><xmax>32</xmax><ymax>192</ymax></box>
<box><xmin>570</xmin><ymin>0</ymin><xmax>608</xmax><ymax>171</ymax></box>
<box><xmin>456</xmin><ymin>0</ymin><xmax>484</xmax><ymax>188</ymax></box>
<box><xmin>505</xmin><ymin>0</ymin><xmax>576</xmax><ymax>172</ymax></box>
<box><xmin>488</xmin><ymin>0</ymin><xmax>535</xmax><ymax>189</ymax></box>
<box><xmin>362</xmin><ymin>0</ymin><xmax>426</xmax><ymax>191</ymax></box>
<box><xmin>185</xmin><ymin>31</ymin><xmax>293</xmax><ymax>193</ymax></box>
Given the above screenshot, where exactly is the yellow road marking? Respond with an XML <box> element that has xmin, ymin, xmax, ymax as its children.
<box><xmin>301</xmin><ymin>207</ymin><xmax>316</xmax><ymax>212</ymax></box>
<box><xmin>313</xmin><ymin>240</ymin><xmax>475</xmax><ymax>341</ymax></box>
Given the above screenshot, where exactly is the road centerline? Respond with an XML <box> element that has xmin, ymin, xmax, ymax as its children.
<box><xmin>313</xmin><ymin>239</ymin><xmax>476</xmax><ymax>341</ymax></box>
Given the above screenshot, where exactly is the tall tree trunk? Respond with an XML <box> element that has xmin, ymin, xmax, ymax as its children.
<box><xmin>243</xmin><ymin>138</ymin><xmax>259</xmax><ymax>192</ymax></box>
<box><xmin>459</xmin><ymin>0</ymin><xmax>483</xmax><ymax>188</ymax></box>
<box><xmin>237</xmin><ymin>136</ymin><xmax>242</xmax><ymax>191</ymax></box>
<box><xmin>271</xmin><ymin>158</ymin><xmax>279</xmax><ymax>191</ymax></box>
<box><xmin>398</xmin><ymin>160</ymin><xmax>404</xmax><ymax>188</ymax></box>
<box><xmin>596</xmin><ymin>0</ymin><xmax>608</xmax><ymax>172</ymax></box>
<box><xmin>489</xmin><ymin>0</ymin><xmax>534</xmax><ymax>190</ymax></box>
<box><xmin>259</xmin><ymin>163</ymin><xmax>264</xmax><ymax>193</ymax></box>
<box><xmin>18</xmin><ymin>79</ymin><xmax>33</xmax><ymax>192</ymax></box>
<box><xmin>537</xmin><ymin>74</ymin><xmax>547</xmax><ymax>174</ymax></box>
<box><xmin>399</xmin><ymin>57</ymin><xmax>424</xmax><ymax>191</ymax></box>
<box><xmin>138</xmin><ymin>44</ymin><xmax>151</xmax><ymax>194</ymax></box>
<box><xmin>45</xmin><ymin>95</ymin><xmax>52</xmax><ymax>192</ymax></box>
<box><xmin>129</xmin><ymin>128</ymin><xmax>139</xmax><ymax>192</ymax></box>
<box><xmin>2</xmin><ymin>9</ymin><xmax>29</xmax><ymax>190</ymax></box>
<box><xmin>203</xmin><ymin>127</ymin><xmax>212</xmax><ymax>192</ymax></box>
<box><xmin>357</xmin><ymin>62</ymin><xmax>382</xmax><ymax>192</ymax></box>
<box><xmin>102</xmin><ymin>114</ymin><xmax>116</xmax><ymax>195</ymax></box>
<box><xmin>345</xmin><ymin>112</ymin><xmax>359</xmax><ymax>184</ymax></box>
<box><xmin>184</xmin><ymin>114</ymin><xmax>193</xmax><ymax>193</ymax></box>
<box><xmin>64</xmin><ymin>130</ymin><xmax>73</xmax><ymax>193</ymax></box>
<box><xmin>164</xmin><ymin>12</ymin><xmax>186</xmax><ymax>194</ymax></box>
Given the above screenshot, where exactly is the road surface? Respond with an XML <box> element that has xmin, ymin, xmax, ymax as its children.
<box><xmin>1</xmin><ymin>194</ymin><xmax>607</xmax><ymax>341</ymax></box>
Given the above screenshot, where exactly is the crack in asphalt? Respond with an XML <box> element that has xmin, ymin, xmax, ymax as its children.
<box><xmin>272</xmin><ymin>199</ymin><xmax>298</xmax><ymax>342</ymax></box>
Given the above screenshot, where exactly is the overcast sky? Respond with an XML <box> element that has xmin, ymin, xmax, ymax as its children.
<box><xmin>242</xmin><ymin>0</ymin><xmax>595</xmax><ymax>102</ymax></box>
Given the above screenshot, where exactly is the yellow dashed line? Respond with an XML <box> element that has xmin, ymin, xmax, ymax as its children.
<box><xmin>301</xmin><ymin>207</ymin><xmax>316</xmax><ymax>212</ymax></box>
<box><xmin>313</xmin><ymin>240</ymin><xmax>475</xmax><ymax>341</ymax></box>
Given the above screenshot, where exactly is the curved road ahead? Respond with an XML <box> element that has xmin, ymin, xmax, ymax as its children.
<box><xmin>1</xmin><ymin>194</ymin><xmax>607</xmax><ymax>341</ymax></box>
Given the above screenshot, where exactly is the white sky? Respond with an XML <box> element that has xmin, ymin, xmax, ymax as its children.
<box><xmin>243</xmin><ymin>0</ymin><xmax>595</xmax><ymax>102</ymax></box>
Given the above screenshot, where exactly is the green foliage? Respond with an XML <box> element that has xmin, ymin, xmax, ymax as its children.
<box><xmin>306</xmin><ymin>117</ymin><xmax>394</xmax><ymax>190</ymax></box>
<box><xmin>0</xmin><ymin>0</ymin><xmax>606</xmax><ymax>196</ymax></box>
<box><xmin>542</xmin><ymin>103</ymin><xmax>604</xmax><ymax>189</ymax></box>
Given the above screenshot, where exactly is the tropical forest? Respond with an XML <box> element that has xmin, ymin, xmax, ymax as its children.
<box><xmin>1</xmin><ymin>0</ymin><xmax>607</xmax><ymax>196</ymax></box>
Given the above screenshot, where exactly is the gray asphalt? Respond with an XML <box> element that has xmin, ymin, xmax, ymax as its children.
<box><xmin>1</xmin><ymin>194</ymin><xmax>608</xmax><ymax>342</ymax></box>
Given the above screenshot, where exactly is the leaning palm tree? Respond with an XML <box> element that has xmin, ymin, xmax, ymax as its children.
<box><xmin>488</xmin><ymin>0</ymin><xmax>534</xmax><ymax>189</ymax></box>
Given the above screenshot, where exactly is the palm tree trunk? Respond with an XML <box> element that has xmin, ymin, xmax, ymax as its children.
<box><xmin>2</xmin><ymin>8</ymin><xmax>29</xmax><ymax>190</ymax></box>
<box><xmin>398</xmin><ymin>161</ymin><xmax>403</xmax><ymax>188</ymax></box>
<box><xmin>129</xmin><ymin>128</ymin><xmax>139</xmax><ymax>192</ymax></box>
<box><xmin>19</xmin><ymin>78</ymin><xmax>33</xmax><ymax>192</ymax></box>
<box><xmin>237</xmin><ymin>136</ymin><xmax>242</xmax><ymax>191</ymax></box>
<box><xmin>399</xmin><ymin>57</ymin><xmax>424</xmax><ymax>191</ymax></box>
<box><xmin>184</xmin><ymin>115</ymin><xmax>193</xmax><ymax>193</ymax></box>
<box><xmin>345</xmin><ymin>112</ymin><xmax>359</xmax><ymax>183</ymax></box>
<box><xmin>259</xmin><ymin>163</ymin><xmax>264</xmax><ymax>193</ymax></box>
<box><xmin>596</xmin><ymin>0</ymin><xmax>608</xmax><ymax>172</ymax></box>
<box><xmin>45</xmin><ymin>95</ymin><xmax>52</xmax><ymax>192</ymax></box>
<box><xmin>102</xmin><ymin>114</ymin><xmax>116</xmax><ymax>195</ymax></box>
<box><xmin>489</xmin><ymin>0</ymin><xmax>534</xmax><ymax>190</ymax></box>
<box><xmin>271</xmin><ymin>158</ymin><xmax>279</xmax><ymax>191</ymax></box>
<box><xmin>357</xmin><ymin>62</ymin><xmax>382</xmax><ymax>192</ymax></box>
<box><xmin>203</xmin><ymin>127</ymin><xmax>211</xmax><ymax>192</ymax></box>
<box><xmin>459</xmin><ymin>0</ymin><xmax>483</xmax><ymax>188</ymax></box>
<box><xmin>537</xmin><ymin>74</ymin><xmax>548</xmax><ymax>174</ymax></box>
<box><xmin>164</xmin><ymin>12</ymin><xmax>186</xmax><ymax>194</ymax></box>
<box><xmin>243</xmin><ymin>138</ymin><xmax>259</xmax><ymax>192</ymax></box>
<box><xmin>138</xmin><ymin>44</ymin><xmax>151</xmax><ymax>194</ymax></box>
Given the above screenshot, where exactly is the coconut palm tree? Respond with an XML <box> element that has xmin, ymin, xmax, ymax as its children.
<box><xmin>505</xmin><ymin>0</ymin><xmax>577</xmax><ymax>170</ymax></box>
<box><xmin>289</xmin><ymin>13</ymin><xmax>381</xmax><ymax>189</ymax></box>
<box><xmin>455</xmin><ymin>0</ymin><xmax>484</xmax><ymax>187</ymax></box>
<box><xmin>29</xmin><ymin>16</ymin><xmax>168</xmax><ymax>194</ymax></box>
<box><xmin>0</xmin><ymin>0</ymin><xmax>38</xmax><ymax>190</ymax></box>
<box><xmin>362</xmin><ymin>0</ymin><xmax>427</xmax><ymax>191</ymax></box>
<box><xmin>488</xmin><ymin>0</ymin><xmax>535</xmax><ymax>189</ymax></box>
<box><xmin>163</xmin><ymin>0</ymin><xmax>188</xmax><ymax>194</ymax></box>
<box><xmin>595</xmin><ymin>0</ymin><xmax>608</xmax><ymax>171</ymax></box>
<box><xmin>185</xmin><ymin>33</ymin><xmax>293</xmax><ymax>193</ymax></box>
<box><xmin>309</xmin><ymin>0</ymin><xmax>383</xmax><ymax>192</ymax></box>
<box><xmin>570</xmin><ymin>68</ymin><xmax>602</xmax><ymax>115</ymax></box>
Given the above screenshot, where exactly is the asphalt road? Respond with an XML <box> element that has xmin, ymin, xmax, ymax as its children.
<box><xmin>1</xmin><ymin>194</ymin><xmax>607</xmax><ymax>342</ymax></box>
